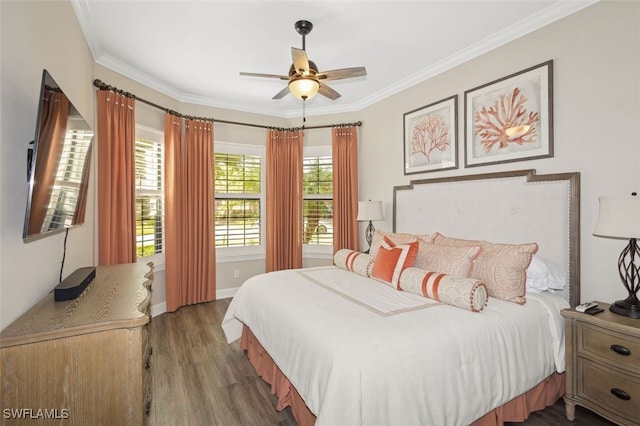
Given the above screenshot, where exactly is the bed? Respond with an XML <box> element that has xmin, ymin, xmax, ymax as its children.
<box><xmin>222</xmin><ymin>169</ymin><xmax>580</xmax><ymax>425</ymax></box>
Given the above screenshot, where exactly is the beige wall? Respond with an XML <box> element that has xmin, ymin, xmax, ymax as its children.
<box><xmin>1</xmin><ymin>1</ymin><xmax>96</xmax><ymax>329</ymax></box>
<box><xmin>358</xmin><ymin>1</ymin><xmax>639</xmax><ymax>304</ymax></box>
<box><xmin>1</xmin><ymin>0</ymin><xmax>638</xmax><ymax>327</ymax></box>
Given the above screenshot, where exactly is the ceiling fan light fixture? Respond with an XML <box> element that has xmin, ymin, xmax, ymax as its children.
<box><xmin>240</xmin><ymin>20</ymin><xmax>366</xmax><ymax>101</ymax></box>
<box><xmin>289</xmin><ymin>77</ymin><xmax>319</xmax><ymax>100</ymax></box>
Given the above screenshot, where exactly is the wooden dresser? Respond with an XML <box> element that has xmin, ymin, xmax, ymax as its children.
<box><xmin>562</xmin><ymin>302</ymin><xmax>640</xmax><ymax>426</ymax></box>
<box><xmin>0</xmin><ymin>263</ymin><xmax>153</xmax><ymax>425</ymax></box>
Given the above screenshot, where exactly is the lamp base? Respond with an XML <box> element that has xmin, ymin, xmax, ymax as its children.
<box><xmin>609</xmin><ymin>237</ymin><xmax>640</xmax><ymax>319</ymax></box>
<box><xmin>365</xmin><ymin>221</ymin><xmax>375</xmax><ymax>254</ymax></box>
<box><xmin>609</xmin><ymin>295</ymin><xmax>640</xmax><ymax>319</ymax></box>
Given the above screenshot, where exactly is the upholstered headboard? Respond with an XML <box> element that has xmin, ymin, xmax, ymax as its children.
<box><xmin>393</xmin><ymin>170</ymin><xmax>580</xmax><ymax>307</ymax></box>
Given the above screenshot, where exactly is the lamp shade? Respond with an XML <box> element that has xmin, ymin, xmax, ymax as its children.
<box><xmin>356</xmin><ymin>201</ymin><xmax>384</xmax><ymax>222</ymax></box>
<box><xmin>594</xmin><ymin>196</ymin><xmax>640</xmax><ymax>239</ymax></box>
<box><xmin>288</xmin><ymin>77</ymin><xmax>319</xmax><ymax>100</ymax></box>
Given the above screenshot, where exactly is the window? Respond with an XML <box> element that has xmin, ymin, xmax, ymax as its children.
<box><xmin>214</xmin><ymin>146</ymin><xmax>263</xmax><ymax>249</ymax></box>
<box><xmin>135</xmin><ymin>127</ymin><xmax>164</xmax><ymax>258</ymax></box>
<box><xmin>303</xmin><ymin>152</ymin><xmax>333</xmax><ymax>247</ymax></box>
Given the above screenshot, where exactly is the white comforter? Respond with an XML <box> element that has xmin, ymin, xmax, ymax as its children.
<box><xmin>222</xmin><ymin>266</ymin><xmax>568</xmax><ymax>426</ymax></box>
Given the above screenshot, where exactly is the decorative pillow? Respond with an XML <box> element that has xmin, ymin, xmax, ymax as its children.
<box><xmin>333</xmin><ymin>249</ymin><xmax>374</xmax><ymax>278</ymax></box>
<box><xmin>526</xmin><ymin>255</ymin><xmax>567</xmax><ymax>292</ymax></box>
<box><xmin>414</xmin><ymin>242</ymin><xmax>481</xmax><ymax>277</ymax></box>
<box><xmin>370</xmin><ymin>236</ymin><xmax>419</xmax><ymax>288</ymax></box>
<box><xmin>369</xmin><ymin>230</ymin><xmax>432</xmax><ymax>259</ymax></box>
<box><xmin>399</xmin><ymin>267</ymin><xmax>488</xmax><ymax>312</ymax></box>
<box><xmin>433</xmin><ymin>233</ymin><xmax>538</xmax><ymax>304</ymax></box>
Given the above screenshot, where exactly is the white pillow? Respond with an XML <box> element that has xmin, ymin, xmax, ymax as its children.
<box><xmin>526</xmin><ymin>255</ymin><xmax>567</xmax><ymax>292</ymax></box>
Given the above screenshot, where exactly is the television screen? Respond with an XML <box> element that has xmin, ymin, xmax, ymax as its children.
<box><xmin>23</xmin><ymin>69</ymin><xmax>94</xmax><ymax>241</ymax></box>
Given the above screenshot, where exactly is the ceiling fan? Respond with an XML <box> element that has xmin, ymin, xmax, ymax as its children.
<box><xmin>239</xmin><ymin>20</ymin><xmax>367</xmax><ymax>101</ymax></box>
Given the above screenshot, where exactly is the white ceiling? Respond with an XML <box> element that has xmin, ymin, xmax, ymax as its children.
<box><xmin>73</xmin><ymin>0</ymin><xmax>597</xmax><ymax>118</ymax></box>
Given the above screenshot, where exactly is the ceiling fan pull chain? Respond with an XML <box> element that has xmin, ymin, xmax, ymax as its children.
<box><xmin>302</xmin><ymin>97</ymin><xmax>307</xmax><ymax>127</ymax></box>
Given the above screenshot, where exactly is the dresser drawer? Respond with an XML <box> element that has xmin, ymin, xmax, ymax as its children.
<box><xmin>577</xmin><ymin>358</ymin><xmax>640</xmax><ymax>423</ymax></box>
<box><xmin>577</xmin><ymin>322</ymin><xmax>640</xmax><ymax>372</ymax></box>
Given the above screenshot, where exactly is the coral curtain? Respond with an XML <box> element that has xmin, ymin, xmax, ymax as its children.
<box><xmin>331</xmin><ymin>126</ymin><xmax>359</xmax><ymax>253</ymax></box>
<box><xmin>27</xmin><ymin>90</ymin><xmax>69</xmax><ymax>236</ymax></box>
<box><xmin>266</xmin><ymin>129</ymin><xmax>303</xmax><ymax>272</ymax></box>
<box><xmin>97</xmin><ymin>90</ymin><xmax>136</xmax><ymax>265</ymax></box>
<box><xmin>164</xmin><ymin>115</ymin><xmax>216</xmax><ymax>312</ymax></box>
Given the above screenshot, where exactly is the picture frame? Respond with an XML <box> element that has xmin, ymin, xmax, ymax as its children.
<box><xmin>464</xmin><ymin>60</ymin><xmax>553</xmax><ymax>168</ymax></box>
<box><xmin>403</xmin><ymin>95</ymin><xmax>458</xmax><ymax>175</ymax></box>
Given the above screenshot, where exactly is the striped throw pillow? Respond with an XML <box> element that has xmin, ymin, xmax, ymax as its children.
<box><xmin>333</xmin><ymin>249</ymin><xmax>374</xmax><ymax>277</ymax></box>
<box><xmin>399</xmin><ymin>267</ymin><xmax>488</xmax><ymax>312</ymax></box>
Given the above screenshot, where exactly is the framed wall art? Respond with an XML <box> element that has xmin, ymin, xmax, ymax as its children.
<box><xmin>403</xmin><ymin>95</ymin><xmax>457</xmax><ymax>175</ymax></box>
<box><xmin>464</xmin><ymin>60</ymin><xmax>553</xmax><ymax>168</ymax></box>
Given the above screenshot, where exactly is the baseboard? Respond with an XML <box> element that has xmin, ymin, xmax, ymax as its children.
<box><xmin>150</xmin><ymin>287</ymin><xmax>240</xmax><ymax>317</ymax></box>
<box><xmin>216</xmin><ymin>287</ymin><xmax>239</xmax><ymax>300</ymax></box>
<box><xmin>151</xmin><ymin>302</ymin><xmax>167</xmax><ymax>317</ymax></box>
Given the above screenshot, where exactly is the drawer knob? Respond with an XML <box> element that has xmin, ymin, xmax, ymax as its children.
<box><xmin>610</xmin><ymin>388</ymin><xmax>631</xmax><ymax>401</ymax></box>
<box><xmin>610</xmin><ymin>344</ymin><xmax>631</xmax><ymax>356</ymax></box>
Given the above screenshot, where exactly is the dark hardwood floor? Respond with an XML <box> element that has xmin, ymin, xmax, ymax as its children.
<box><xmin>150</xmin><ymin>299</ymin><xmax>614</xmax><ymax>426</ymax></box>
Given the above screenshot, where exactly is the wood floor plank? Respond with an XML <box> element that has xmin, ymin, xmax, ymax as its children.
<box><xmin>150</xmin><ymin>299</ymin><xmax>614</xmax><ymax>426</ymax></box>
<box><xmin>149</xmin><ymin>299</ymin><xmax>296</xmax><ymax>426</ymax></box>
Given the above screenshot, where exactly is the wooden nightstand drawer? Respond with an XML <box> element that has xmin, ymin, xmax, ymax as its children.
<box><xmin>577</xmin><ymin>321</ymin><xmax>640</xmax><ymax>371</ymax></box>
<box><xmin>577</xmin><ymin>358</ymin><xmax>640</xmax><ymax>424</ymax></box>
<box><xmin>562</xmin><ymin>303</ymin><xmax>640</xmax><ymax>425</ymax></box>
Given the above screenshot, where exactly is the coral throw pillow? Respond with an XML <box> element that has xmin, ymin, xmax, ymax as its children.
<box><xmin>414</xmin><ymin>242</ymin><xmax>481</xmax><ymax>277</ymax></box>
<box><xmin>371</xmin><ymin>236</ymin><xmax>419</xmax><ymax>288</ymax></box>
<box><xmin>369</xmin><ymin>230</ymin><xmax>432</xmax><ymax>259</ymax></box>
<box><xmin>433</xmin><ymin>233</ymin><xmax>538</xmax><ymax>304</ymax></box>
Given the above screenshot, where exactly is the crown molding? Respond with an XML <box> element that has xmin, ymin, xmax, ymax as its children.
<box><xmin>73</xmin><ymin>0</ymin><xmax>599</xmax><ymax>119</ymax></box>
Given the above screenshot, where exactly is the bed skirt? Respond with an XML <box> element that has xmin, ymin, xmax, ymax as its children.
<box><xmin>241</xmin><ymin>325</ymin><xmax>565</xmax><ymax>426</ymax></box>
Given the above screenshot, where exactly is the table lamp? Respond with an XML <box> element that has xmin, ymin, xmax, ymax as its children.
<box><xmin>593</xmin><ymin>193</ymin><xmax>640</xmax><ymax>319</ymax></box>
<box><xmin>357</xmin><ymin>200</ymin><xmax>384</xmax><ymax>253</ymax></box>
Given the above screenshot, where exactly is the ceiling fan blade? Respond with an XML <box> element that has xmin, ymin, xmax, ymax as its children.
<box><xmin>240</xmin><ymin>72</ymin><xmax>289</xmax><ymax>80</ymax></box>
<box><xmin>317</xmin><ymin>67</ymin><xmax>367</xmax><ymax>81</ymax></box>
<box><xmin>272</xmin><ymin>86</ymin><xmax>291</xmax><ymax>100</ymax></box>
<box><xmin>318</xmin><ymin>82</ymin><xmax>341</xmax><ymax>100</ymax></box>
<box><xmin>291</xmin><ymin>47</ymin><xmax>310</xmax><ymax>75</ymax></box>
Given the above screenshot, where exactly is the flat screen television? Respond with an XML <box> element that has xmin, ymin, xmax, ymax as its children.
<box><xmin>23</xmin><ymin>69</ymin><xmax>94</xmax><ymax>241</ymax></box>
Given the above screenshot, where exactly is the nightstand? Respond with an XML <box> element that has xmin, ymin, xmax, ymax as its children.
<box><xmin>561</xmin><ymin>302</ymin><xmax>640</xmax><ymax>425</ymax></box>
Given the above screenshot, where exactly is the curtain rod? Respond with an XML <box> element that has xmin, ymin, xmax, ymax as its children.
<box><xmin>92</xmin><ymin>79</ymin><xmax>362</xmax><ymax>131</ymax></box>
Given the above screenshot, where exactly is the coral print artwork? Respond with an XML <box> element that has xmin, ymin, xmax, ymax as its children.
<box><xmin>403</xmin><ymin>95</ymin><xmax>458</xmax><ymax>175</ymax></box>
<box><xmin>474</xmin><ymin>86</ymin><xmax>540</xmax><ymax>153</ymax></box>
<box><xmin>464</xmin><ymin>60</ymin><xmax>553</xmax><ymax>167</ymax></box>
